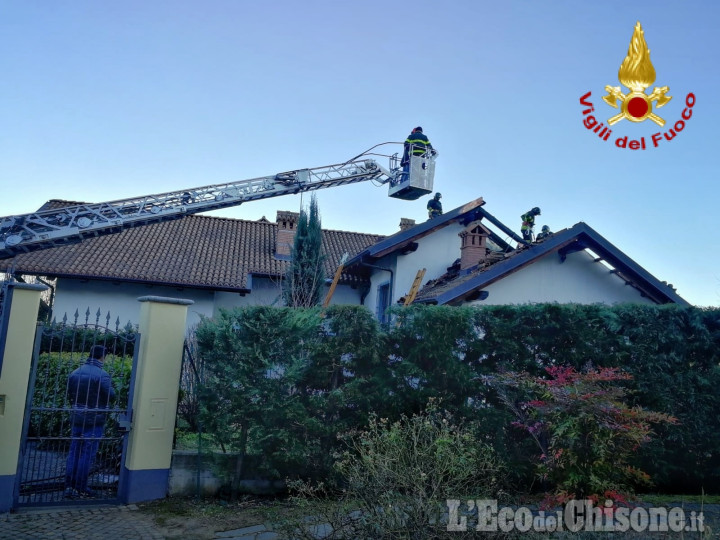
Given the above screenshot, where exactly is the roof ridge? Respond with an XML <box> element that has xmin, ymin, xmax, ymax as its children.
<box><xmin>322</xmin><ymin>226</ymin><xmax>385</xmax><ymax>238</ymax></box>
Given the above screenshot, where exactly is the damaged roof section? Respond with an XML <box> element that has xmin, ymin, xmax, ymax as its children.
<box><xmin>344</xmin><ymin>197</ymin><xmax>520</xmax><ymax>267</ymax></box>
<box><xmin>413</xmin><ymin>222</ymin><xmax>688</xmax><ymax>306</ymax></box>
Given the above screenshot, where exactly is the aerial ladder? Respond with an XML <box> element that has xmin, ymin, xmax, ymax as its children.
<box><xmin>0</xmin><ymin>149</ymin><xmax>437</xmax><ymax>259</ymax></box>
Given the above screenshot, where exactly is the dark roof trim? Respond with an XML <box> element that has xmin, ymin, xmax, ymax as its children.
<box><xmin>568</xmin><ymin>224</ymin><xmax>687</xmax><ymax>305</ymax></box>
<box><xmin>428</xmin><ymin>222</ymin><xmax>688</xmax><ymax>306</ymax></box>
<box><xmin>345</xmin><ymin>198</ymin><xmax>486</xmax><ymax>266</ymax></box>
<box><xmin>13</xmin><ymin>270</ymin><xmax>252</xmax><ymax>295</ymax></box>
<box><xmin>474</xmin><ymin>206</ymin><xmax>524</xmax><ymax>249</ymax></box>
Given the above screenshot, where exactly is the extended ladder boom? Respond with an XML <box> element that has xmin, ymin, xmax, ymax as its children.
<box><xmin>0</xmin><ymin>158</ymin><xmax>393</xmax><ymax>259</ymax></box>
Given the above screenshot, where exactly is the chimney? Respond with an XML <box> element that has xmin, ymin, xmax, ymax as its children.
<box><xmin>399</xmin><ymin>218</ymin><xmax>416</xmax><ymax>232</ymax></box>
<box><xmin>276</xmin><ymin>210</ymin><xmax>300</xmax><ymax>257</ymax></box>
<box><xmin>459</xmin><ymin>221</ymin><xmax>490</xmax><ymax>270</ymax></box>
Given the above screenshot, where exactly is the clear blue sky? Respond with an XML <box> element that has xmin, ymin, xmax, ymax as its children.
<box><xmin>1</xmin><ymin>1</ymin><xmax>717</xmax><ymax>306</ymax></box>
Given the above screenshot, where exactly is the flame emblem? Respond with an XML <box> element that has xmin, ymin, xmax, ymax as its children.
<box><xmin>603</xmin><ymin>22</ymin><xmax>671</xmax><ymax>126</ymax></box>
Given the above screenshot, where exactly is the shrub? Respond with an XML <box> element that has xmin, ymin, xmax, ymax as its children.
<box><xmin>491</xmin><ymin>366</ymin><xmax>678</xmax><ymax>501</ymax></box>
<box><xmin>190</xmin><ymin>303</ymin><xmax>720</xmax><ymax>495</ymax></box>
<box><xmin>275</xmin><ymin>403</ymin><xmax>506</xmax><ymax>539</ymax></box>
<box><xmin>39</xmin><ymin>320</ymin><xmax>137</xmax><ymax>356</ymax></box>
<box><xmin>195</xmin><ymin>305</ymin><xmax>387</xmax><ymax>488</ymax></box>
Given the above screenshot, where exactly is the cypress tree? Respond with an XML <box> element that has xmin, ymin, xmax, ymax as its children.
<box><xmin>283</xmin><ymin>194</ymin><xmax>326</xmax><ymax>307</ymax></box>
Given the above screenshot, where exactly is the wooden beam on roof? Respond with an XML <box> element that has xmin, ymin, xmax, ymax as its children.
<box><xmin>322</xmin><ymin>264</ymin><xmax>344</xmax><ymax>308</ymax></box>
<box><xmin>322</xmin><ymin>253</ymin><xmax>349</xmax><ymax>308</ymax></box>
<box><xmin>370</xmin><ymin>198</ymin><xmax>486</xmax><ymax>260</ymax></box>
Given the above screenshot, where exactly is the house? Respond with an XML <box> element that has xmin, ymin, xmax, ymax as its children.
<box><xmin>0</xmin><ymin>200</ymin><xmax>383</xmax><ymax>329</ymax></box>
<box><xmin>410</xmin><ymin>221</ymin><xmax>687</xmax><ymax>307</ymax></box>
<box><xmin>342</xmin><ymin>197</ymin><xmax>688</xmax><ymax>320</ymax></box>
<box><xmin>0</xmin><ymin>197</ymin><xmax>688</xmax><ymax>329</ymax></box>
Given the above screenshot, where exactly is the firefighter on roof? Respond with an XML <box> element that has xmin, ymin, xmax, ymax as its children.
<box><xmin>536</xmin><ymin>225</ymin><xmax>552</xmax><ymax>241</ymax></box>
<box><xmin>521</xmin><ymin>207</ymin><xmax>541</xmax><ymax>241</ymax></box>
<box><xmin>427</xmin><ymin>192</ymin><xmax>443</xmax><ymax>219</ymax></box>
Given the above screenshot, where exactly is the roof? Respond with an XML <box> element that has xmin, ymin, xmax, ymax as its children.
<box><xmin>413</xmin><ymin>222</ymin><xmax>688</xmax><ymax>306</ymax></box>
<box><xmin>345</xmin><ymin>197</ymin><xmax>503</xmax><ymax>266</ymax></box>
<box><xmin>1</xmin><ymin>200</ymin><xmax>384</xmax><ymax>292</ymax></box>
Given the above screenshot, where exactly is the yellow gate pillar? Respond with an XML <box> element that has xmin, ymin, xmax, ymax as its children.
<box><xmin>0</xmin><ymin>282</ymin><xmax>46</xmax><ymax>512</ymax></box>
<box><xmin>120</xmin><ymin>296</ymin><xmax>193</xmax><ymax>504</ymax></box>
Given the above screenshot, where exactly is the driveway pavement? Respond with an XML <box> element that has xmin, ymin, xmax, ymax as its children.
<box><xmin>3</xmin><ymin>500</ymin><xmax>719</xmax><ymax>539</ymax></box>
<box><xmin>1</xmin><ymin>504</ymin><xmax>165</xmax><ymax>539</ymax></box>
<box><xmin>1</xmin><ymin>504</ymin><xmax>279</xmax><ymax>540</ymax></box>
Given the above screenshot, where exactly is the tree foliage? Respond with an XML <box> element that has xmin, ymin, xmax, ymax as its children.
<box><xmin>283</xmin><ymin>194</ymin><xmax>325</xmax><ymax>307</ymax></box>
<box><xmin>191</xmin><ymin>303</ymin><xmax>720</xmax><ymax>495</ymax></box>
<box><xmin>196</xmin><ymin>306</ymin><xmax>319</xmax><ymax>488</ymax></box>
<box><xmin>195</xmin><ymin>305</ymin><xmax>385</xmax><ymax>485</ymax></box>
<box><xmin>491</xmin><ymin>366</ymin><xmax>677</xmax><ymax>501</ymax></box>
<box><xmin>275</xmin><ymin>403</ymin><xmax>505</xmax><ymax>540</ymax></box>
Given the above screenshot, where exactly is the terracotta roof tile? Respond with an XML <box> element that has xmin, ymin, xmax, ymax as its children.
<box><xmin>2</xmin><ymin>200</ymin><xmax>384</xmax><ymax>291</ymax></box>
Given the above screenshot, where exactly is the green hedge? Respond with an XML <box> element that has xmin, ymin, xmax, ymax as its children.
<box><xmin>193</xmin><ymin>303</ymin><xmax>720</xmax><ymax>494</ymax></box>
<box><xmin>30</xmin><ymin>352</ymin><xmax>133</xmax><ymax>441</ymax></box>
<box><xmin>195</xmin><ymin>305</ymin><xmax>387</xmax><ymax>483</ymax></box>
<box><xmin>39</xmin><ymin>320</ymin><xmax>137</xmax><ymax>355</ymax></box>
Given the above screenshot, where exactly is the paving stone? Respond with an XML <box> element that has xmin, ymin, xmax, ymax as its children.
<box><xmin>0</xmin><ymin>505</ymin><xmax>166</xmax><ymax>540</ymax></box>
<box><xmin>307</xmin><ymin>522</ymin><xmax>333</xmax><ymax>539</ymax></box>
<box><xmin>3</xmin><ymin>501</ymin><xmax>715</xmax><ymax>539</ymax></box>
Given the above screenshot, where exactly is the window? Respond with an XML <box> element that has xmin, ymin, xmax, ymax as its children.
<box><xmin>376</xmin><ymin>282</ymin><xmax>390</xmax><ymax>324</ymax></box>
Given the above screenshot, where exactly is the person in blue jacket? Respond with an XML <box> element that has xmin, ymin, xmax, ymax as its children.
<box><xmin>64</xmin><ymin>345</ymin><xmax>116</xmax><ymax>498</ymax></box>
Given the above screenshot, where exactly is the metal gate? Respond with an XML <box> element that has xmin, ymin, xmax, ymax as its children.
<box><xmin>15</xmin><ymin>309</ymin><xmax>139</xmax><ymax>507</ymax></box>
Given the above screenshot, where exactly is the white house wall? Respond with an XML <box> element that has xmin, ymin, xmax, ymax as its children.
<box><xmin>52</xmin><ymin>279</ymin><xmax>214</xmax><ymax>331</ymax></box>
<box><xmin>213</xmin><ymin>276</ymin><xmax>363</xmax><ymax>313</ymax></box>
<box><xmin>365</xmin><ymin>257</ymin><xmax>396</xmax><ymax>319</ymax></box>
<box><xmin>365</xmin><ymin>222</ymin><xmax>465</xmax><ymax>317</ymax></box>
<box><xmin>471</xmin><ymin>249</ymin><xmax>656</xmax><ymax>306</ymax></box>
<box><xmin>324</xmin><ymin>282</ymin><xmax>363</xmax><ymax>306</ymax></box>
<box><xmin>54</xmin><ymin>275</ymin><xmax>366</xmax><ymax>332</ymax></box>
<box><xmin>394</xmin><ymin>222</ymin><xmax>465</xmax><ymax>301</ymax></box>
<box><xmin>214</xmin><ymin>276</ymin><xmax>282</xmax><ymax>312</ymax></box>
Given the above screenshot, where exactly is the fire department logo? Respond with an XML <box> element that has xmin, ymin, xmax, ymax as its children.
<box><xmin>578</xmin><ymin>21</ymin><xmax>695</xmax><ymax>150</ymax></box>
<box><xmin>602</xmin><ymin>21</ymin><xmax>671</xmax><ymax>126</ymax></box>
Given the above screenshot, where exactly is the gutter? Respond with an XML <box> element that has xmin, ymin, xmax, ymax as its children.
<box><xmin>358</xmin><ymin>262</ymin><xmax>394</xmax><ymax>318</ymax></box>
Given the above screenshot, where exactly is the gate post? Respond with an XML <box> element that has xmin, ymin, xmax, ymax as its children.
<box><xmin>120</xmin><ymin>296</ymin><xmax>193</xmax><ymax>504</ymax></box>
<box><xmin>0</xmin><ymin>282</ymin><xmax>46</xmax><ymax>512</ymax></box>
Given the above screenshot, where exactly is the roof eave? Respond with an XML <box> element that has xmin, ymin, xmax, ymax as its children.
<box><xmin>345</xmin><ymin>197</ymin><xmax>486</xmax><ymax>267</ymax></box>
<box><xmin>11</xmin><ymin>269</ymin><xmax>252</xmax><ymax>295</ymax></box>
<box><xmin>427</xmin><ymin>223</ymin><xmax>689</xmax><ymax>307</ymax></box>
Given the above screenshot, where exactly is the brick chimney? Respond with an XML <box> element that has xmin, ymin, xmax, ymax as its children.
<box><xmin>459</xmin><ymin>221</ymin><xmax>490</xmax><ymax>270</ymax></box>
<box><xmin>399</xmin><ymin>217</ymin><xmax>416</xmax><ymax>232</ymax></box>
<box><xmin>276</xmin><ymin>210</ymin><xmax>300</xmax><ymax>257</ymax></box>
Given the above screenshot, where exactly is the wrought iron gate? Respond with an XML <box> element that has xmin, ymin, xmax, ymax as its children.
<box><xmin>15</xmin><ymin>309</ymin><xmax>139</xmax><ymax>507</ymax></box>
